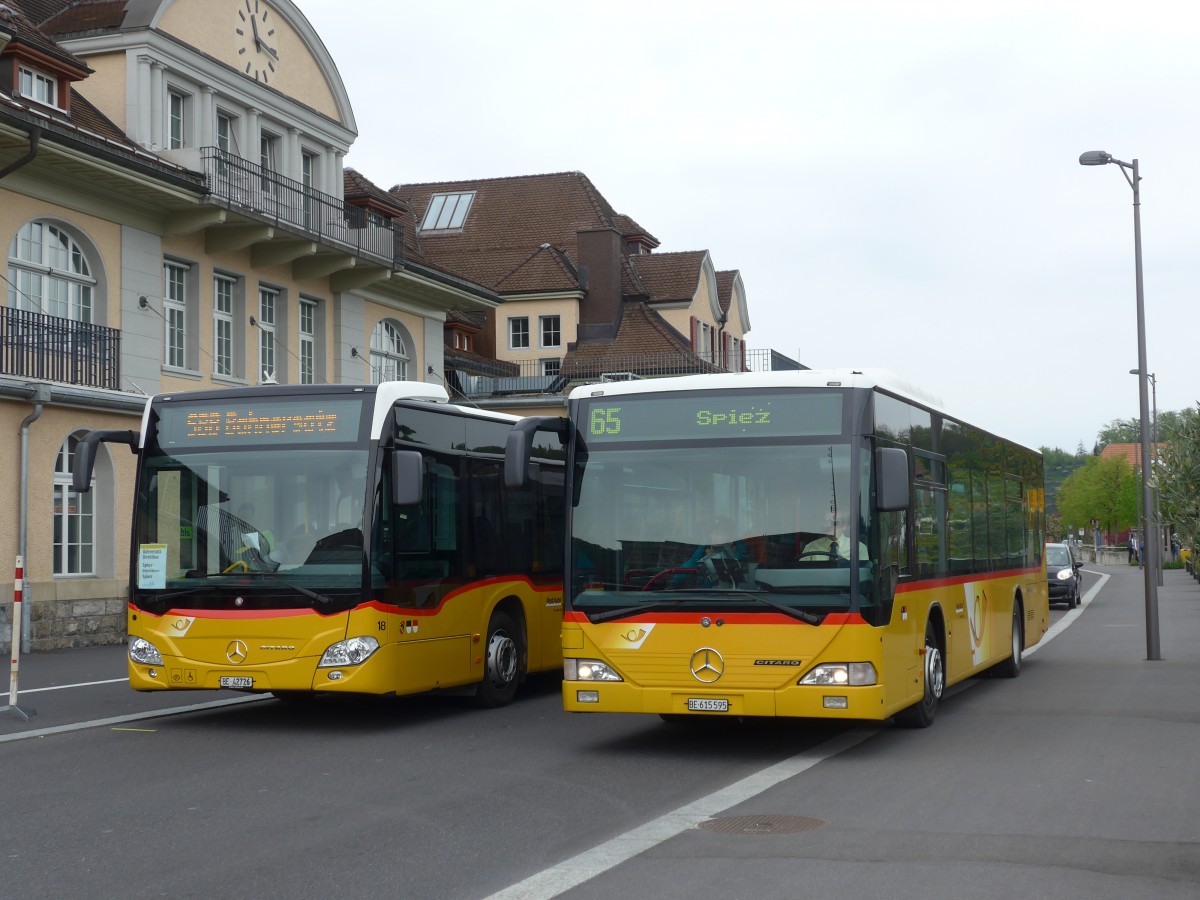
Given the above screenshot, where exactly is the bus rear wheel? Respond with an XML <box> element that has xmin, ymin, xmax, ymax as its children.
<box><xmin>993</xmin><ymin>606</ymin><xmax>1023</xmax><ymax>678</ymax></box>
<box><xmin>895</xmin><ymin>620</ymin><xmax>944</xmax><ymax>728</ymax></box>
<box><xmin>474</xmin><ymin>609</ymin><xmax>523</xmax><ymax>708</ymax></box>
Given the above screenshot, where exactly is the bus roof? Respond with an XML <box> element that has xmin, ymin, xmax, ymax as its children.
<box><xmin>567</xmin><ymin>369</ymin><xmax>945</xmax><ymax>411</ymax></box>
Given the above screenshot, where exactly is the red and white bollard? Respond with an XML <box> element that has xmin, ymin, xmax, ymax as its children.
<box><xmin>4</xmin><ymin>555</ymin><xmax>32</xmax><ymax>720</ymax></box>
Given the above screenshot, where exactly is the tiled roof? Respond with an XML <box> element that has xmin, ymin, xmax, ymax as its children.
<box><xmin>1</xmin><ymin>0</ymin><xmax>92</xmax><ymax>74</ymax></box>
<box><xmin>391</xmin><ymin>171</ymin><xmax>640</xmax><ymax>292</ymax></box>
<box><xmin>562</xmin><ymin>302</ymin><xmax>720</xmax><ymax>378</ymax></box>
<box><xmin>38</xmin><ymin>0</ymin><xmax>125</xmax><ymax>35</ymax></box>
<box><xmin>716</xmin><ymin>270</ymin><xmax>736</xmax><ymax>314</ymax></box>
<box><xmin>344</xmin><ymin>167</ymin><xmax>408</xmax><ymax>213</ymax></box>
<box><xmin>630</xmin><ymin>251</ymin><xmax>707</xmax><ymax>304</ymax></box>
<box><xmin>1099</xmin><ymin>442</ymin><xmax>1166</xmax><ymax>468</ymax></box>
<box><xmin>495</xmin><ymin>244</ymin><xmax>580</xmax><ymax>293</ymax></box>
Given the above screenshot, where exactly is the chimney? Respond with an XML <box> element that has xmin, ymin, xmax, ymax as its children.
<box><xmin>576</xmin><ymin>227</ymin><xmax>622</xmax><ymax>341</ymax></box>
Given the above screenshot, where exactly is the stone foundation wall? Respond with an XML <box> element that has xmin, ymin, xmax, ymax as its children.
<box><xmin>2</xmin><ymin>579</ymin><xmax>128</xmax><ymax>651</ymax></box>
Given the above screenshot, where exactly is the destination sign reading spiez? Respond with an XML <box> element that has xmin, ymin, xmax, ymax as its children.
<box><xmin>581</xmin><ymin>391</ymin><xmax>844</xmax><ymax>442</ymax></box>
<box><xmin>156</xmin><ymin>397</ymin><xmax>364</xmax><ymax>447</ymax></box>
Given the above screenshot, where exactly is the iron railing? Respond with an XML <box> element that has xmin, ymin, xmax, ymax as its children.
<box><xmin>0</xmin><ymin>307</ymin><xmax>121</xmax><ymax>390</ymax></box>
<box><xmin>200</xmin><ymin>148</ymin><xmax>403</xmax><ymax>269</ymax></box>
<box><xmin>448</xmin><ymin>348</ymin><xmax>802</xmax><ymax>397</ymax></box>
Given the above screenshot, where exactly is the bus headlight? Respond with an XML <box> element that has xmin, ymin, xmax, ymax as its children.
<box><xmin>564</xmin><ymin>658</ymin><xmax>623</xmax><ymax>682</ymax></box>
<box><xmin>319</xmin><ymin>636</ymin><xmax>380</xmax><ymax>667</ymax></box>
<box><xmin>128</xmin><ymin>637</ymin><xmax>163</xmax><ymax>666</ymax></box>
<box><xmin>799</xmin><ymin>662</ymin><xmax>877</xmax><ymax>686</ymax></box>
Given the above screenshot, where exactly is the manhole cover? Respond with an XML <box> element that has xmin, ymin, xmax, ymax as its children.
<box><xmin>698</xmin><ymin>815</ymin><xmax>830</xmax><ymax>835</ymax></box>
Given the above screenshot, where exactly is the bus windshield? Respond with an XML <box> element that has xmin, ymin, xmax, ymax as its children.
<box><xmin>569</xmin><ymin>440</ymin><xmax>873</xmax><ymax>618</ymax></box>
<box><xmin>136</xmin><ymin>444</ymin><xmax>371</xmax><ymax>599</ymax></box>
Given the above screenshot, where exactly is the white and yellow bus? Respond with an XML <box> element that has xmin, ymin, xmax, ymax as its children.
<box><xmin>505</xmin><ymin>370</ymin><xmax>1048</xmax><ymax>727</ymax></box>
<box><xmin>74</xmin><ymin>383</ymin><xmax>564</xmax><ymax>705</ymax></box>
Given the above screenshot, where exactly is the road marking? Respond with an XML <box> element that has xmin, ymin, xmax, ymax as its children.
<box><xmin>0</xmin><ymin>695</ymin><xmax>268</xmax><ymax>744</ymax></box>
<box><xmin>19</xmin><ymin>677</ymin><xmax>128</xmax><ymax>694</ymax></box>
<box><xmin>485</xmin><ymin>727</ymin><xmax>878</xmax><ymax>900</ymax></box>
<box><xmin>489</xmin><ymin>575</ymin><xmax>1108</xmax><ymax>899</ymax></box>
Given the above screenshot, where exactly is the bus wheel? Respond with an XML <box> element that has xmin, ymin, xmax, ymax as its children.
<box><xmin>994</xmin><ymin>606</ymin><xmax>1023</xmax><ymax>679</ymax></box>
<box><xmin>895</xmin><ymin>620</ymin><xmax>944</xmax><ymax>728</ymax></box>
<box><xmin>474</xmin><ymin>609</ymin><xmax>523</xmax><ymax>708</ymax></box>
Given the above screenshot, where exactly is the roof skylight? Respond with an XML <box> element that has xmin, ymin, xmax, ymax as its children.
<box><xmin>420</xmin><ymin>192</ymin><xmax>475</xmax><ymax>232</ymax></box>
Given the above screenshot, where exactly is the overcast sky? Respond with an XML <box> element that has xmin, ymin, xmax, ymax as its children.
<box><xmin>300</xmin><ymin>0</ymin><xmax>1197</xmax><ymax>453</ymax></box>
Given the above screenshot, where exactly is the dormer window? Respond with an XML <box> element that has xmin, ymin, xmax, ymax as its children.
<box><xmin>420</xmin><ymin>192</ymin><xmax>474</xmax><ymax>233</ymax></box>
<box><xmin>18</xmin><ymin>66</ymin><xmax>60</xmax><ymax>109</ymax></box>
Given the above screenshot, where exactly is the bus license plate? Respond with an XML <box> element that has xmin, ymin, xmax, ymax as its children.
<box><xmin>219</xmin><ymin>676</ymin><xmax>254</xmax><ymax>689</ymax></box>
<box><xmin>687</xmin><ymin>698</ymin><xmax>729</xmax><ymax>712</ymax></box>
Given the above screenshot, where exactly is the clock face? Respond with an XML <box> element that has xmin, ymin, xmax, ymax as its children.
<box><xmin>235</xmin><ymin>0</ymin><xmax>280</xmax><ymax>84</ymax></box>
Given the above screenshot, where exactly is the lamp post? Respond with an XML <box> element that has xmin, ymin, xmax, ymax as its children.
<box><xmin>1130</xmin><ymin>369</ymin><xmax>1163</xmax><ymax>586</ymax></box>
<box><xmin>1081</xmin><ymin>150</ymin><xmax>1161</xmax><ymax>660</ymax></box>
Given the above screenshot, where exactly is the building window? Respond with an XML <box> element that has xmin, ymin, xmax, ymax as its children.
<box><xmin>216</xmin><ymin>112</ymin><xmax>239</xmax><ymax>155</ymax></box>
<box><xmin>18</xmin><ymin>66</ymin><xmax>58</xmax><ymax>108</ymax></box>
<box><xmin>541</xmin><ymin>358</ymin><xmax>561</xmax><ymax>377</ymax></box>
<box><xmin>299</xmin><ymin>297</ymin><xmax>316</xmax><ymax>385</ymax></box>
<box><xmin>163</xmin><ymin>261</ymin><xmax>188</xmax><ymax>368</ymax></box>
<box><xmin>168</xmin><ymin>90</ymin><xmax>188</xmax><ymax>150</ymax></box>
<box><xmin>213</xmin><ymin>275</ymin><xmax>235</xmax><ymax>377</ymax></box>
<box><xmin>258</xmin><ymin>286</ymin><xmax>277</xmax><ymax>382</ymax></box>
<box><xmin>53</xmin><ymin>435</ymin><xmax>94</xmax><ymax>576</ymax></box>
<box><xmin>260</xmin><ymin>132</ymin><xmax>278</xmax><ymax>192</ymax></box>
<box><xmin>420</xmin><ymin>192</ymin><xmax>475</xmax><ymax>233</ymax></box>
<box><xmin>539</xmin><ymin>315</ymin><xmax>561</xmax><ymax>348</ymax></box>
<box><xmin>370</xmin><ymin>320</ymin><xmax>409</xmax><ymax>383</ymax></box>
<box><xmin>7</xmin><ymin>221</ymin><xmax>95</xmax><ymax>322</ymax></box>
<box><xmin>509</xmin><ymin>316</ymin><xmax>529</xmax><ymax>350</ymax></box>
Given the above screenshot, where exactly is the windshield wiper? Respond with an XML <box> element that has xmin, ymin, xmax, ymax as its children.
<box><xmin>726</xmin><ymin>591</ymin><xmax>823</xmax><ymax>625</ymax></box>
<box><xmin>247</xmin><ymin>572</ymin><xmax>335</xmax><ymax>608</ymax></box>
<box><xmin>588</xmin><ymin>599</ymin><xmax>686</xmax><ymax>624</ymax></box>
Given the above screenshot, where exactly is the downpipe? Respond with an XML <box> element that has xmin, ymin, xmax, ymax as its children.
<box><xmin>18</xmin><ymin>385</ymin><xmax>51</xmax><ymax>652</ymax></box>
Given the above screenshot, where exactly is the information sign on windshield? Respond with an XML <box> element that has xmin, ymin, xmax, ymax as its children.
<box><xmin>580</xmin><ymin>392</ymin><xmax>844</xmax><ymax>442</ymax></box>
<box><xmin>155</xmin><ymin>397</ymin><xmax>364</xmax><ymax>447</ymax></box>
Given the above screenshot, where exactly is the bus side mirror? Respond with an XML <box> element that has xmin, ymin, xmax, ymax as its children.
<box><xmin>504</xmin><ymin>416</ymin><xmax>568</xmax><ymax>489</ymax></box>
<box><xmin>875</xmin><ymin>447</ymin><xmax>910</xmax><ymax>512</ymax></box>
<box><xmin>391</xmin><ymin>450</ymin><xmax>424</xmax><ymax>506</ymax></box>
<box><xmin>72</xmin><ymin>430</ymin><xmax>137</xmax><ymax>492</ymax></box>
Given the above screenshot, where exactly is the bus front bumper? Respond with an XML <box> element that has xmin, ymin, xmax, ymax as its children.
<box><xmin>563</xmin><ymin>681</ymin><xmax>891</xmax><ymax>720</ymax></box>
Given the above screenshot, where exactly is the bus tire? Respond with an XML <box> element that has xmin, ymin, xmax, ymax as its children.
<box><xmin>474</xmin><ymin>609</ymin><xmax>523</xmax><ymax>708</ymax></box>
<box><xmin>895</xmin><ymin>619</ymin><xmax>944</xmax><ymax>728</ymax></box>
<box><xmin>994</xmin><ymin>605</ymin><xmax>1023</xmax><ymax>679</ymax></box>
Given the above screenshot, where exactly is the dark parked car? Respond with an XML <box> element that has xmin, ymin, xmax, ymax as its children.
<box><xmin>1046</xmin><ymin>542</ymin><xmax>1084</xmax><ymax>608</ymax></box>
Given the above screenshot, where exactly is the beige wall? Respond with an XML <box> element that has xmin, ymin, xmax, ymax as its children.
<box><xmin>74</xmin><ymin>53</ymin><xmax>128</xmax><ymax>131</ymax></box>
<box><xmin>159</xmin><ymin>0</ymin><xmax>341</xmax><ymax>120</ymax></box>
<box><xmin>495</xmin><ymin>297</ymin><xmax>578</xmax><ymax>366</ymax></box>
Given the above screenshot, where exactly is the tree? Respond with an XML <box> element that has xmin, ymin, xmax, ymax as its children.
<box><xmin>1096</xmin><ymin>418</ymin><xmax>1141</xmax><ymax>449</ymax></box>
<box><xmin>1057</xmin><ymin>455</ymin><xmax>1138</xmax><ymax>544</ymax></box>
<box><xmin>1155</xmin><ymin>404</ymin><xmax>1200</xmax><ymax>551</ymax></box>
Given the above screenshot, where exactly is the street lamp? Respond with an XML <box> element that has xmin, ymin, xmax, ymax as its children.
<box><xmin>1081</xmin><ymin>150</ymin><xmax>1161</xmax><ymax>660</ymax></box>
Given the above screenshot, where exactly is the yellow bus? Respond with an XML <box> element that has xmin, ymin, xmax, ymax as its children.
<box><xmin>505</xmin><ymin>370</ymin><xmax>1048</xmax><ymax>727</ymax></box>
<box><xmin>74</xmin><ymin>383</ymin><xmax>564</xmax><ymax>706</ymax></box>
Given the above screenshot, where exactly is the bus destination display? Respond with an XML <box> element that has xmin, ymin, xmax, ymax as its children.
<box><xmin>581</xmin><ymin>392</ymin><xmax>843</xmax><ymax>442</ymax></box>
<box><xmin>155</xmin><ymin>398</ymin><xmax>364</xmax><ymax>447</ymax></box>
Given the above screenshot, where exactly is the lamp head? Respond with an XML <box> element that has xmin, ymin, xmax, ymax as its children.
<box><xmin>1079</xmin><ymin>150</ymin><xmax>1112</xmax><ymax>166</ymax></box>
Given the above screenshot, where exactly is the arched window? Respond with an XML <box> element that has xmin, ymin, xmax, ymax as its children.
<box><xmin>53</xmin><ymin>435</ymin><xmax>94</xmax><ymax>576</ymax></box>
<box><xmin>369</xmin><ymin>319</ymin><xmax>410</xmax><ymax>383</ymax></box>
<box><xmin>7</xmin><ymin>221</ymin><xmax>96</xmax><ymax>322</ymax></box>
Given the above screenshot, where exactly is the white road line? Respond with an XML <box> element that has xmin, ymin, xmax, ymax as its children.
<box><xmin>489</xmin><ymin>574</ymin><xmax>1108</xmax><ymax>899</ymax></box>
<box><xmin>0</xmin><ymin>695</ymin><xmax>269</xmax><ymax>743</ymax></box>
<box><xmin>19</xmin><ymin>677</ymin><xmax>129</xmax><ymax>694</ymax></box>
<box><xmin>485</xmin><ymin>727</ymin><xmax>878</xmax><ymax>900</ymax></box>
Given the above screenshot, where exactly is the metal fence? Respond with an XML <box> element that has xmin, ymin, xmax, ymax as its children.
<box><xmin>200</xmin><ymin>148</ymin><xmax>403</xmax><ymax>268</ymax></box>
<box><xmin>0</xmin><ymin>307</ymin><xmax>121</xmax><ymax>390</ymax></box>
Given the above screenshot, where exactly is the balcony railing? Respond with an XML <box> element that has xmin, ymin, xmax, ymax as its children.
<box><xmin>448</xmin><ymin>348</ymin><xmax>802</xmax><ymax>397</ymax></box>
<box><xmin>0</xmin><ymin>307</ymin><xmax>121</xmax><ymax>390</ymax></box>
<box><xmin>200</xmin><ymin>148</ymin><xmax>403</xmax><ymax>269</ymax></box>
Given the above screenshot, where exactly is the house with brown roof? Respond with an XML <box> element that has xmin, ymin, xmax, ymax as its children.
<box><xmin>392</xmin><ymin>171</ymin><xmax>794</xmax><ymax>412</ymax></box>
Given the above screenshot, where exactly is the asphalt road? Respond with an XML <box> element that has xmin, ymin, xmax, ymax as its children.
<box><xmin>4</xmin><ymin>563</ymin><xmax>1198</xmax><ymax>900</ymax></box>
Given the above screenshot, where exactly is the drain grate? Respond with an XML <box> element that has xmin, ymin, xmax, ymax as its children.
<box><xmin>698</xmin><ymin>815</ymin><xmax>830</xmax><ymax>835</ymax></box>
